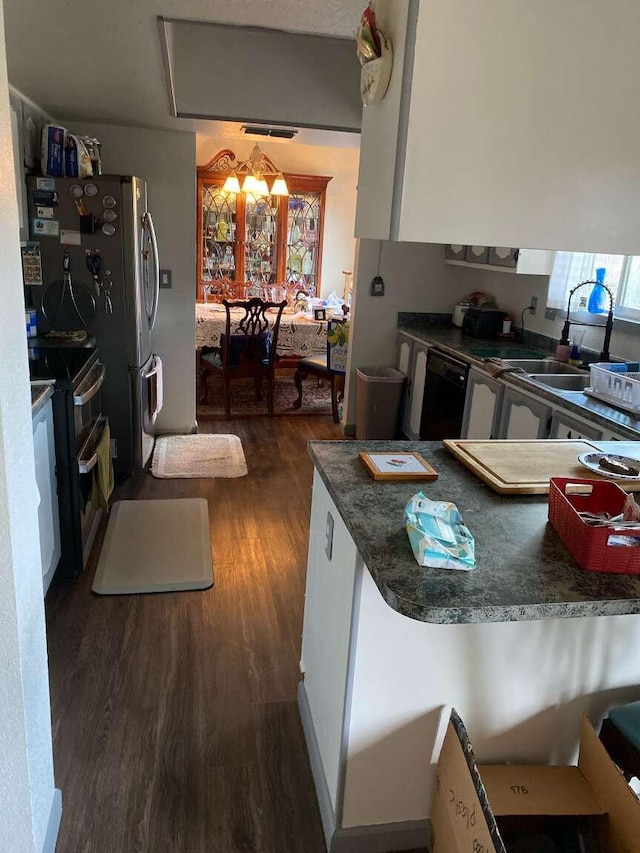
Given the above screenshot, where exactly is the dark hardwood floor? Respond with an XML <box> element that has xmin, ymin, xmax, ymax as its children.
<box><xmin>46</xmin><ymin>414</ymin><xmax>344</xmax><ymax>853</ymax></box>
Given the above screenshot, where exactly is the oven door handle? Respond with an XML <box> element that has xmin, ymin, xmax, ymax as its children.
<box><xmin>73</xmin><ymin>363</ymin><xmax>106</xmax><ymax>406</ymax></box>
<box><xmin>78</xmin><ymin>416</ymin><xmax>107</xmax><ymax>474</ymax></box>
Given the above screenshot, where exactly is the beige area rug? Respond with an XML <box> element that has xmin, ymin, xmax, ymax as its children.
<box><xmin>92</xmin><ymin>499</ymin><xmax>213</xmax><ymax>595</ymax></box>
<box><xmin>151</xmin><ymin>434</ymin><xmax>248</xmax><ymax>479</ymax></box>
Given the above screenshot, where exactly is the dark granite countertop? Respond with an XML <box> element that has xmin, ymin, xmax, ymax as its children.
<box><xmin>31</xmin><ymin>382</ymin><xmax>53</xmax><ymax>417</ymax></box>
<box><xmin>398</xmin><ymin>325</ymin><xmax>640</xmax><ymax>439</ymax></box>
<box><xmin>308</xmin><ymin>439</ymin><xmax>640</xmax><ymax>625</ymax></box>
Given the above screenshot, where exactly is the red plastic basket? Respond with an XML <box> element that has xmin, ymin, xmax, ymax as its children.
<box><xmin>548</xmin><ymin>478</ymin><xmax>640</xmax><ymax>574</ymax></box>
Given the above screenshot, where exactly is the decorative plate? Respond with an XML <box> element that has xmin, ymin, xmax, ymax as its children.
<box><xmin>578</xmin><ymin>452</ymin><xmax>640</xmax><ymax>480</ymax></box>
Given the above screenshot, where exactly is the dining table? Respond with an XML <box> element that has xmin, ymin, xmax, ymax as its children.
<box><xmin>195</xmin><ymin>302</ymin><xmax>330</xmax><ymax>360</ymax></box>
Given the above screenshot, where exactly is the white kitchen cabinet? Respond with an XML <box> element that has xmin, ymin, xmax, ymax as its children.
<box><xmin>406</xmin><ymin>341</ymin><xmax>429</xmax><ymax>440</ymax></box>
<box><xmin>356</xmin><ymin>0</ymin><xmax>640</xmax><ymax>255</ymax></box>
<box><xmin>548</xmin><ymin>410</ymin><xmax>603</xmax><ymax>441</ymax></box>
<box><xmin>498</xmin><ymin>388</ymin><xmax>552</xmax><ymax>440</ymax></box>
<box><xmin>32</xmin><ymin>397</ymin><xmax>60</xmax><ymax>594</ymax></box>
<box><xmin>461</xmin><ymin>368</ymin><xmax>504</xmax><ymax>439</ymax></box>
<box><xmin>396</xmin><ymin>332</ymin><xmax>415</xmax><ymax>438</ymax></box>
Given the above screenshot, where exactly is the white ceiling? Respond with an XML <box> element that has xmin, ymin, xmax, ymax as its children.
<box><xmin>4</xmin><ymin>0</ymin><xmax>365</xmax><ymax>143</ymax></box>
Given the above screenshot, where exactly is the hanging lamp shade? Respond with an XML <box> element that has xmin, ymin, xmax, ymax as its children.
<box><xmin>242</xmin><ymin>174</ymin><xmax>259</xmax><ymax>194</ymax></box>
<box><xmin>222</xmin><ymin>171</ymin><xmax>241</xmax><ymax>193</ymax></box>
<box><xmin>270</xmin><ymin>172</ymin><xmax>289</xmax><ymax>196</ymax></box>
<box><xmin>253</xmin><ymin>176</ymin><xmax>270</xmax><ymax>196</ymax></box>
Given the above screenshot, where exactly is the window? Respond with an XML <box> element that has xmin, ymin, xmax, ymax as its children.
<box><xmin>548</xmin><ymin>251</ymin><xmax>640</xmax><ymax>322</ymax></box>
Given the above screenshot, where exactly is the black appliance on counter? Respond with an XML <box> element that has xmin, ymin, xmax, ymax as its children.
<box><xmin>461</xmin><ymin>306</ymin><xmax>506</xmax><ymax>338</ymax></box>
<box><xmin>420</xmin><ymin>349</ymin><xmax>469</xmax><ymax>440</ymax></box>
<box><xmin>29</xmin><ymin>344</ymin><xmax>107</xmax><ymax>581</ymax></box>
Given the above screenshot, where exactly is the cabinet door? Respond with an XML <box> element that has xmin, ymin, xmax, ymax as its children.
<box><xmin>548</xmin><ymin>410</ymin><xmax>603</xmax><ymax>441</ymax></box>
<box><xmin>407</xmin><ymin>343</ymin><xmax>429</xmax><ymax>439</ymax></box>
<box><xmin>461</xmin><ymin>369</ymin><xmax>504</xmax><ymax>439</ymax></box>
<box><xmin>198</xmin><ymin>178</ymin><xmax>240</xmax><ymax>297</ymax></box>
<box><xmin>281</xmin><ymin>175</ymin><xmax>330</xmax><ymax>296</ymax></box>
<box><xmin>243</xmin><ymin>194</ymin><xmax>279</xmax><ymax>286</ymax></box>
<box><xmin>32</xmin><ymin>400</ymin><xmax>61</xmax><ymax>594</ymax></box>
<box><xmin>498</xmin><ymin>388</ymin><xmax>551</xmax><ymax>440</ymax></box>
<box><xmin>396</xmin><ymin>334</ymin><xmax>415</xmax><ymax>438</ymax></box>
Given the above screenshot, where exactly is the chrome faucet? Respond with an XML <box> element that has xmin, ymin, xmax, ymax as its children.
<box><xmin>560</xmin><ymin>279</ymin><xmax>615</xmax><ymax>362</ymax></box>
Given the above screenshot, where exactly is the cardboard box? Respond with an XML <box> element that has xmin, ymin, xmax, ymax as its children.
<box><xmin>432</xmin><ymin>709</ymin><xmax>640</xmax><ymax>852</ymax></box>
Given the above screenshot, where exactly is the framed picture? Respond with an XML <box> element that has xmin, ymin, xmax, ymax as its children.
<box><xmin>444</xmin><ymin>244</ymin><xmax>466</xmax><ymax>261</ymax></box>
<box><xmin>327</xmin><ymin>319</ymin><xmax>349</xmax><ymax>374</ymax></box>
<box><xmin>488</xmin><ymin>247</ymin><xmax>519</xmax><ymax>268</ymax></box>
<box><xmin>359</xmin><ymin>451</ymin><xmax>439</xmax><ymax>482</ymax></box>
<box><xmin>464</xmin><ymin>245</ymin><xmax>489</xmax><ymax>264</ymax></box>
<box><xmin>314</xmin><ymin>307</ymin><xmax>326</xmax><ymax>321</ymax></box>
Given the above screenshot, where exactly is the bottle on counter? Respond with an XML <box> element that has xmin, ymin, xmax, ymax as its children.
<box><xmin>587</xmin><ymin>267</ymin><xmax>607</xmax><ymax>314</ymax></box>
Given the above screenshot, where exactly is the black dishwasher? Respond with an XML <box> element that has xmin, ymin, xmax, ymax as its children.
<box><xmin>420</xmin><ymin>350</ymin><xmax>469</xmax><ymax>440</ymax></box>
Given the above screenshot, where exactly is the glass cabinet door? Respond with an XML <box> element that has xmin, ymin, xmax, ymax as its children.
<box><xmin>201</xmin><ymin>183</ymin><xmax>237</xmax><ymax>283</ymax></box>
<box><xmin>285</xmin><ymin>191</ymin><xmax>322</xmax><ymax>296</ymax></box>
<box><xmin>244</xmin><ymin>196</ymin><xmax>278</xmax><ymax>285</ymax></box>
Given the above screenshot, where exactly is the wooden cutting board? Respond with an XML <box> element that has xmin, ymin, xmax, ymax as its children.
<box><xmin>443</xmin><ymin>439</ymin><xmax>640</xmax><ymax>494</ymax></box>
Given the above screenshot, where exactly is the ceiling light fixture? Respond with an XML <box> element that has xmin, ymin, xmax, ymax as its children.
<box><xmin>221</xmin><ymin>143</ymin><xmax>288</xmax><ymax>197</ymax></box>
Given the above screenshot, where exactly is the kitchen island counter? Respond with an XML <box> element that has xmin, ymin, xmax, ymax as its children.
<box><xmin>300</xmin><ymin>440</ymin><xmax>640</xmax><ymax>852</ymax></box>
<box><xmin>309</xmin><ymin>439</ymin><xmax>640</xmax><ymax>624</ymax></box>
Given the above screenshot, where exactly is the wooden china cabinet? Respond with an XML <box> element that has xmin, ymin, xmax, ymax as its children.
<box><xmin>196</xmin><ymin>149</ymin><xmax>331</xmax><ymax>301</ymax></box>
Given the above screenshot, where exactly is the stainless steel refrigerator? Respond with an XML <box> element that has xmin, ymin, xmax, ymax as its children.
<box><xmin>26</xmin><ymin>175</ymin><xmax>163</xmax><ymax>478</ymax></box>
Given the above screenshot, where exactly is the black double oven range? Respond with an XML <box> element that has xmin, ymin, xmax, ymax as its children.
<box><xmin>29</xmin><ymin>342</ymin><xmax>107</xmax><ymax>582</ymax></box>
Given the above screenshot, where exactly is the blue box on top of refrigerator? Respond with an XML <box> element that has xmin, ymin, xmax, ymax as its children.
<box><xmin>26</xmin><ymin>175</ymin><xmax>163</xmax><ymax>479</ymax></box>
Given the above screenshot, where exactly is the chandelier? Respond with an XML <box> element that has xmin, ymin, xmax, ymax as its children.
<box><xmin>222</xmin><ymin>144</ymin><xmax>289</xmax><ymax>197</ymax></box>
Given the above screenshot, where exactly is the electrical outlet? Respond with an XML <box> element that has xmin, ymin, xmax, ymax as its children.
<box><xmin>530</xmin><ymin>296</ymin><xmax>538</xmax><ymax>315</ymax></box>
<box><xmin>545</xmin><ymin>307</ymin><xmax>557</xmax><ymax>321</ymax></box>
<box><xmin>370</xmin><ymin>275</ymin><xmax>385</xmax><ymax>296</ymax></box>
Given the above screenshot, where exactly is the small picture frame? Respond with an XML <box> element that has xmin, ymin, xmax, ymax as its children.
<box><xmin>314</xmin><ymin>307</ymin><xmax>326</xmax><ymax>321</ymax></box>
<box><xmin>359</xmin><ymin>452</ymin><xmax>439</xmax><ymax>482</ymax></box>
<box><xmin>444</xmin><ymin>244</ymin><xmax>466</xmax><ymax>261</ymax></box>
<box><xmin>464</xmin><ymin>245</ymin><xmax>489</xmax><ymax>264</ymax></box>
<box><xmin>488</xmin><ymin>246</ymin><xmax>519</xmax><ymax>268</ymax></box>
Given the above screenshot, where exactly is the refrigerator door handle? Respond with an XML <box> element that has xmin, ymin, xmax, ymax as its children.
<box><xmin>143</xmin><ymin>210</ymin><xmax>160</xmax><ymax>331</ymax></box>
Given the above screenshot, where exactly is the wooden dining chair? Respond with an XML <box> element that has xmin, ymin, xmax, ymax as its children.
<box><xmin>293</xmin><ymin>316</ymin><xmax>349</xmax><ymax>423</ymax></box>
<box><xmin>200</xmin><ymin>298</ymin><xmax>286</xmax><ymax>417</ymax></box>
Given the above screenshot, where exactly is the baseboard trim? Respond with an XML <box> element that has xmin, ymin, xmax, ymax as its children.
<box><xmin>298</xmin><ymin>681</ymin><xmax>336</xmax><ymax>848</ymax></box>
<box><xmin>41</xmin><ymin>788</ymin><xmax>62</xmax><ymax>853</ymax></box>
<box><xmin>298</xmin><ymin>681</ymin><xmax>432</xmax><ymax>853</ymax></box>
<box><xmin>331</xmin><ymin>819</ymin><xmax>431</xmax><ymax>853</ymax></box>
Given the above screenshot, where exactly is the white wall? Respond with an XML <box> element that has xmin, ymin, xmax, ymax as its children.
<box><xmin>343</xmin><ymin>239</ymin><xmax>474</xmax><ymax>424</ymax></box>
<box><xmin>70</xmin><ymin>122</ymin><xmax>197</xmax><ymax>433</ymax></box>
<box><xmin>443</xmin><ymin>262</ymin><xmax>640</xmax><ymax>362</ymax></box>
<box><xmin>0</xmin><ymin>0</ymin><xmax>59</xmax><ymax>847</ymax></box>
<box><xmin>342</xmin><ymin>565</ymin><xmax>640</xmax><ymax>827</ymax></box>
<box><xmin>196</xmin><ymin>136</ymin><xmax>359</xmax><ymax>298</ymax></box>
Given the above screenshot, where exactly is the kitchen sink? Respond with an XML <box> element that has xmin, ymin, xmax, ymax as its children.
<box><xmin>504</xmin><ymin>359</ymin><xmax>586</xmax><ymax>374</ymax></box>
<box><xmin>527</xmin><ymin>373</ymin><xmax>592</xmax><ymax>391</ymax></box>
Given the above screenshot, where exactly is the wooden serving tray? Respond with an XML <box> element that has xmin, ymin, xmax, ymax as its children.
<box><xmin>443</xmin><ymin>439</ymin><xmax>640</xmax><ymax>494</ymax></box>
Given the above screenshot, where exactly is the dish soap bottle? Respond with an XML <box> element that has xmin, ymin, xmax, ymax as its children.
<box><xmin>587</xmin><ymin>267</ymin><xmax>607</xmax><ymax>314</ymax></box>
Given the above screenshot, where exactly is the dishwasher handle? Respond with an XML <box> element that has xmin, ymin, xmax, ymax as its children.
<box><xmin>427</xmin><ymin>350</ymin><xmax>469</xmax><ymax>383</ymax></box>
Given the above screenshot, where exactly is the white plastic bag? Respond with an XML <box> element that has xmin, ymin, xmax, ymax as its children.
<box><xmin>405</xmin><ymin>493</ymin><xmax>475</xmax><ymax>571</ymax></box>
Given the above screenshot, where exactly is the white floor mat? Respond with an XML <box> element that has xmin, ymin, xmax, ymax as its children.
<box><xmin>151</xmin><ymin>434</ymin><xmax>248</xmax><ymax>479</ymax></box>
<box><xmin>92</xmin><ymin>499</ymin><xmax>213</xmax><ymax>595</ymax></box>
